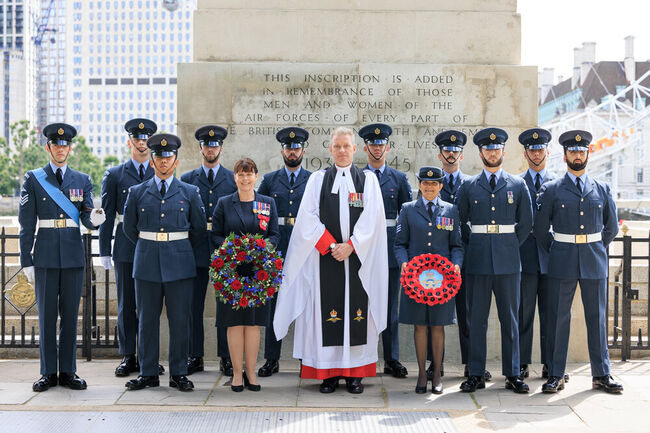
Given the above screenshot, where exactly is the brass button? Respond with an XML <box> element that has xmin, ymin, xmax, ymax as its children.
<box><xmin>581</xmin><ymin>198</ymin><xmax>584</xmax><ymax>202</ymax></box>
<box><xmin>474</xmin><ymin>200</ymin><xmax>478</xmax><ymax>204</ymax></box>
<box><xmin>598</xmin><ymin>204</ymin><xmax>602</xmax><ymax>208</ymax></box>
<box><xmin>391</xmin><ymin>195</ymin><xmax>394</xmax><ymax>199</ymax></box>
<box><xmin>43</xmin><ymin>197</ymin><xmax>46</xmax><ymax>201</ymax></box>
<box><xmin>160</xmin><ymin>228</ymin><xmax>164</xmax><ymax>231</ymax></box>
<box><xmin>491</xmin><ymin>206</ymin><xmax>495</xmax><ymax>211</ymax></box>
<box><xmin>491</xmin><ymin>220</ymin><xmax>495</xmax><ymax>224</ymax></box>
<box><xmin>580</xmin><ymin>211</ymin><xmax>584</xmax><ymax>216</ymax></box>
<box><xmin>427</xmin><ymin>242</ymin><xmax>431</xmax><ymax>246</ymax></box>
<box><xmin>274</xmin><ymin>194</ymin><xmax>277</xmax><ymax>197</ymax></box>
<box><xmin>536</xmin><ymin>193</ymin><xmax>540</xmax><ymax>197</ymax></box>
<box><xmin>429</xmin><ymin>223</ymin><xmax>432</xmax><ymax>226</ymax></box>
<box><xmin>288</xmin><ymin>213</ymin><xmax>292</xmax><ymax>216</ymax></box>
<box><xmin>180</xmin><ymin>208</ymin><xmax>184</xmax><ymax>211</ymax></box>
<box><xmin>122</xmin><ymin>189</ymin><xmax>126</xmax><ymax>193</ymax></box>
<box><xmin>289</xmin><ymin>201</ymin><xmax>293</xmax><ymax>205</ymax></box>
<box><xmin>580</xmin><ymin>224</ymin><xmax>584</xmax><ymax>229</ymax></box>
<box><xmin>428</xmin><ymin>232</ymin><xmax>432</xmax><ymax>236</ymax></box>
<box><xmin>209</xmin><ymin>190</ymin><xmax>213</xmax><ymax>194</ymax></box>
<box><xmin>59</xmin><ymin>214</ymin><xmax>64</xmax><ymax>218</ymax></box>
<box><xmin>450</xmin><ymin>194</ymin><xmax>454</xmax><ymax>199</ymax></box>
<box><xmin>141</xmin><ymin>208</ymin><xmax>145</xmax><ymax>212</ymax></box>
<box><xmin>161</xmin><ymin>213</ymin><xmax>165</xmax><ymax>217</ymax></box>
<box><xmin>561</xmin><ymin>204</ymin><xmax>565</xmax><ymax>208</ymax></box>
<box><xmin>491</xmin><ymin>194</ymin><xmax>495</xmax><ymax>198</ymax></box>
<box><xmin>161</xmin><ymin>200</ymin><xmax>165</xmax><ymax>204</ymax></box>
<box><xmin>208</xmin><ymin>217</ymin><xmax>212</xmax><ymax>221</ymax></box>
<box><xmin>290</xmin><ymin>190</ymin><xmax>294</xmax><ymax>194</ymax></box>
<box><xmin>209</xmin><ymin>203</ymin><xmax>213</xmax><ymax>207</ymax></box>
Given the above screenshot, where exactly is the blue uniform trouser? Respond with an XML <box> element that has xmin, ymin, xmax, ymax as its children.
<box><xmin>189</xmin><ymin>267</ymin><xmax>208</xmax><ymax>357</ymax></box>
<box><xmin>519</xmin><ymin>272</ymin><xmax>549</xmax><ymax>366</ymax></box>
<box><xmin>547</xmin><ymin>278</ymin><xmax>610</xmax><ymax>377</ymax></box>
<box><xmin>35</xmin><ymin>267</ymin><xmax>83</xmax><ymax>375</ymax></box>
<box><xmin>381</xmin><ymin>267</ymin><xmax>400</xmax><ymax>361</ymax></box>
<box><xmin>263</xmin><ymin>293</ymin><xmax>282</xmax><ymax>360</ymax></box>
<box><xmin>467</xmin><ymin>273</ymin><xmax>521</xmax><ymax>378</ymax></box>
<box><xmin>115</xmin><ymin>262</ymin><xmax>138</xmax><ymax>356</ymax></box>
<box><xmin>135</xmin><ymin>278</ymin><xmax>193</xmax><ymax>376</ymax></box>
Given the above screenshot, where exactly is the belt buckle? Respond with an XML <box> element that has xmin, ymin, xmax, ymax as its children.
<box><xmin>206</xmin><ymin>222</ymin><xmax>212</xmax><ymax>231</ymax></box>
<box><xmin>487</xmin><ymin>224</ymin><xmax>499</xmax><ymax>234</ymax></box>
<box><xmin>575</xmin><ymin>234</ymin><xmax>587</xmax><ymax>244</ymax></box>
<box><xmin>156</xmin><ymin>232</ymin><xmax>169</xmax><ymax>242</ymax></box>
<box><xmin>285</xmin><ymin>217</ymin><xmax>295</xmax><ymax>226</ymax></box>
<box><xmin>54</xmin><ymin>219</ymin><xmax>67</xmax><ymax>229</ymax></box>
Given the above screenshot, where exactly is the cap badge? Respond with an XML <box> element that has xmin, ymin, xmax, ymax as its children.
<box><xmin>209</xmin><ymin>129</ymin><xmax>215</xmax><ymax>137</ymax></box>
<box><xmin>57</xmin><ymin>128</ymin><xmax>64</xmax><ymax>136</ymax></box>
<box><xmin>575</xmin><ymin>134</ymin><xmax>582</xmax><ymax>142</ymax></box>
<box><xmin>427</xmin><ymin>170</ymin><xmax>433</xmax><ymax>177</ymax></box>
<box><xmin>161</xmin><ymin>139</ymin><xmax>167</xmax><ymax>147</ymax></box>
<box><xmin>450</xmin><ymin>135</ymin><xmax>456</xmax><ymax>142</ymax></box>
<box><xmin>138</xmin><ymin>122</ymin><xmax>144</xmax><ymax>130</ymax></box>
<box><xmin>374</xmin><ymin>128</ymin><xmax>381</xmax><ymax>135</ymax></box>
<box><xmin>289</xmin><ymin>131</ymin><xmax>295</xmax><ymax>139</ymax></box>
<box><xmin>489</xmin><ymin>133</ymin><xmax>496</xmax><ymax>141</ymax></box>
<box><xmin>532</xmin><ymin>132</ymin><xmax>539</xmax><ymax>139</ymax></box>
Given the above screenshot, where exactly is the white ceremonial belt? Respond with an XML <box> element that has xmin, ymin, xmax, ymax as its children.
<box><xmin>115</xmin><ymin>214</ymin><xmax>123</xmax><ymax>224</ymax></box>
<box><xmin>278</xmin><ymin>217</ymin><xmax>296</xmax><ymax>226</ymax></box>
<box><xmin>139</xmin><ymin>231</ymin><xmax>188</xmax><ymax>242</ymax></box>
<box><xmin>39</xmin><ymin>218</ymin><xmax>78</xmax><ymax>229</ymax></box>
<box><xmin>471</xmin><ymin>224</ymin><xmax>515</xmax><ymax>234</ymax></box>
<box><xmin>386</xmin><ymin>218</ymin><xmax>397</xmax><ymax>227</ymax></box>
<box><xmin>554</xmin><ymin>232</ymin><xmax>602</xmax><ymax>244</ymax></box>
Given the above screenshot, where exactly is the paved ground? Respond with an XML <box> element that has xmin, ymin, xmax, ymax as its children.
<box><xmin>0</xmin><ymin>359</ymin><xmax>648</xmax><ymax>432</ymax></box>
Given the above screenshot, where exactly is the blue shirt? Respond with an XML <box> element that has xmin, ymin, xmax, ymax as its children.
<box><xmin>366</xmin><ymin>164</ymin><xmax>386</xmax><ymax>176</ymax></box>
<box><xmin>154</xmin><ymin>175</ymin><xmax>175</xmax><ymax>192</ymax></box>
<box><xmin>445</xmin><ymin>170</ymin><xmax>460</xmax><ymax>185</ymax></box>
<box><xmin>131</xmin><ymin>158</ymin><xmax>149</xmax><ymax>175</ymax></box>
<box><xmin>527</xmin><ymin>168</ymin><xmax>547</xmax><ymax>183</ymax></box>
<box><xmin>566</xmin><ymin>171</ymin><xmax>587</xmax><ymax>187</ymax></box>
<box><xmin>420</xmin><ymin>196</ymin><xmax>440</xmax><ymax>208</ymax></box>
<box><xmin>483</xmin><ymin>168</ymin><xmax>503</xmax><ymax>184</ymax></box>
<box><xmin>202</xmin><ymin>163</ymin><xmax>221</xmax><ymax>181</ymax></box>
<box><xmin>49</xmin><ymin>162</ymin><xmax>67</xmax><ymax>178</ymax></box>
<box><xmin>283</xmin><ymin>166</ymin><xmax>302</xmax><ymax>182</ymax></box>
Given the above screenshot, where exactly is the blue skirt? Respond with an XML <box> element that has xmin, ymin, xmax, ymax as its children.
<box><xmin>398</xmin><ymin>288</ymin><xmax>456</xmax><ymax>326</ymax></box>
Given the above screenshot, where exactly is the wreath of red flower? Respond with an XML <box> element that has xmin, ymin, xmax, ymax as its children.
<box><xmin>400</xmin><ymin>253</ymin><xmax>461</xmax><ymax>306</ymax></box>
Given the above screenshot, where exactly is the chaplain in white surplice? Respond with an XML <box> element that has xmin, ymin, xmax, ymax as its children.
<box><xmin>274</xmin><ymin>126</ymin><xmax>388</xmax><ymax>395</ymax></box>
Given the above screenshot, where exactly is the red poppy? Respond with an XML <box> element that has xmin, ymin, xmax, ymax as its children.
<box><xmin>256</xmin><ymin>270</ymin><xmax>269</xmax><ymax>281</ymax></box>
<box><xmin>230</xmin><ymin>262</ymin><xmax>236</xmax><ymax>269</ymax></box>
<box><xmin>213</xmin><ymin>258</ymin><xmax>225</xmax><ymax>269</ymax></box>
<box><xmin>236</xmin><ymin>251</ymin><xmax>246</xmax><ymax>262</ymax></box>
<box><xmin>219</xmin><ymin>249</ymin><xmax>227</xmax><ymax>256</ymax></box>
<box><xmin>256</xmin><ymin>238</ymin><xmax>266</xmax><ymax>248</ymax></box>
<box><xmin>231</xmin><ymin>280</ymin><xmax>242</xmax><ymax>291</ymax></box>
<box><xmin>213</xmin><ymin>282</ymin><xmax>223</xmax><ymax>291</ymax></box>
<box><xmin>271</xmin><ymin>272</ymin><xmax>277</xmax><ymax>278</ymax></box>
<box><xmin>233</xmin><ymin>238</ymin><xmax>243</xmax><ymax>246</ymax></box>
<box><xmin>238</xmin><ymin>297</ymin><xmax>248</xmax><ymax>307</ymax></box>
<box><xmin>274</xmin><ymin>259</ymin><xmax>283</xmax><ymax>270</ymax></box>
<box><xmin>267</xmin><ymin>287</ymin><xmax>276</xmax><ymax>297</ymax></box>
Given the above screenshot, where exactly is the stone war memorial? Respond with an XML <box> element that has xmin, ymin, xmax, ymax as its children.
<box><xmin>176</xmin><ymin>0</ymin><xmax>596</xmax><ymax>365</ymax></box>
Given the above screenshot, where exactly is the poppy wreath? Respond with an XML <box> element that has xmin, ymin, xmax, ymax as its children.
<box><xmin>400</xmin><ymin>253</ymin><xmax>461</xmax><ymax>306</ymax></box>
<box><xmin>210</xmin><ymin>233</ymin><xmax>283</xmax><ymax>310</ymax></box>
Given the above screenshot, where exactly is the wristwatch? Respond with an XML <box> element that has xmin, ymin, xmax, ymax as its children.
<box><xmin>329</xmin><ymin>243</ymin><xmax>337</xmax><ymax>251</ymax></box>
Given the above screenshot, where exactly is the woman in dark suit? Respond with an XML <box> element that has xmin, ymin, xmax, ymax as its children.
<box><xmin>211</xmin><ymin>158</ymin><xmax>280</xmax><ymax>392</ymax></box>
<box><xmin>394</xmin><ymin>167</ymin><xmax>464</xmax><ymax>394</ymax></box>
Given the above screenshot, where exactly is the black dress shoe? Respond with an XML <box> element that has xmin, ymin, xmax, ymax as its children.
<box><xmin>32</xmin><ymin>374</ymin><xmax>58</xmax><ymax>392</ymax></box>
<box><xmin>115</xmin><ymin>355</ymin><xmax>139</xmax><ymax>377</ymax></box>
<box><xmin>384</xmin><ymin>360</ymin><xmax>408</xmax><ymax>378</ymax></box>
<box><xmin>564</xmin><ymin>373</ymin><xmax>570</xmax><ymax>382</ymax></box>
<box><xmin>505</xmin><ymin>376</ymin><xmax>529</xmax><ymax>393</ymax></box>
<box><xmin>415</xmin><ymin>383</ymin><xmax>427</xmax><ymax>394</ymax></box>
<box><xmin>243</xmin><ymin>372</ymin><xmax>261</xmax><ymax>391</ymax></box>
<box><xmin>345</xmin><ymin>377</ymin><xmax>364</xmax><ymax>394</ymax></box>
<box><xmin>542</xmin><ymin>364</ymin><xmax>549</xmax><ymax>379</ymax></box>
<box><xmin>258</xmin><ymin>359</ymin><xmax>279</xmax><ymax>377</ymax></box>
<box><xmin>220</xmin><ymin>357</ymin><xmax>233</xmax><ymax>376</ymax></box>
<box><xmin>483</xmin><ymin>370</ymin><xmax>492</xmax><ymax>381</ymax></box>
<box><xmin>59</xmin><ymin>373</ymin><xmax>87</xmax><ymax>390</ymax></box>
<box><xmin>187</xmin><ymin>357</ymin><xmax>204</xmax><ymax>375</ymax></box>
<box><xmin>125</xmin><ymin>375</ymin><xmax>160</xmax><ymax>390</ymax></box>
<box><xmin>460</xmin><ymin>375</ymin><xmax>485</xmax><ymax>392</ymax></box>
<box><xmin>592</xmin><ymin>375</ymin><xmax>623</xmax><ymax>394</ymax></box>
<box><xmin>158</xmin><ymin>364</ymin><xmax>165</xmax><ymax>375</ymax></box>
<box><xmin>519</xmin><ymin>364</ymin><xmax>529</xmax><ymax>379</ymax></box>
<box><xmin>542</xmin><ymin>376</ymin><xmax>565</xmax><ymax>393</ymax></box>
<box><xmin>319</xmin><ymin>377</ymin><xmax>339</xmax><ymax>393</ymax></box>
<box><xmin>169</xmin><ymin>375</ymin><xmax>194</xmax><ymax>392</ymax></box>
<box><xmin>426</xmin><ymin>362</ymin><xmax>434</xmax><ymax>380</ymax></box>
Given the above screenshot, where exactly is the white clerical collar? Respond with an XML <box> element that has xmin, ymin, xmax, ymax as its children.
<box><xmin>331</xmin><ymin>165</ymin><xmax>357</xmax><ymax>194</ymax></box>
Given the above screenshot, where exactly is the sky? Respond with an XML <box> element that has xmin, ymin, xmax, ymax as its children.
<box><xmin>518</xmin><ymin>0</ymin><xmax>650</xmax><ymax>84</ymax></box>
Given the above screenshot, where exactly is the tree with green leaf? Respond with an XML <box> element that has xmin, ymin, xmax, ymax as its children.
<box><xmin>10</xmin><ymin>120</ymin><xmax>48</xmax><ymax>188</ymax></box>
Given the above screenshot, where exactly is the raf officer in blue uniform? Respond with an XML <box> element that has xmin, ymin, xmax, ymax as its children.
<box><xmin>456</xmin><ymin>127</ymin><xmax>533</xmax><ymax>394</ymax></box>
<box><xmin>180</xmin><ymin>125</ymin><xmax>237</xmax><ymax>376</ymax></box>
<box><xmin>359</xmin><ymin>123</ymin><xmax>412</xmax><ymax>378</ymax></box>
<box><xmin>123</xmin><ymin>134</ymin><xmax>206</xmax><ymax>392</ymax></box>
<box><xmin>100</xmin><ymin>118</ymin><xmax>163</xmax><ymax>377</ymax></box>
<box><xmin>517</xmin><ymin>128</ymin><xmax>558</xmax><ymax>381</ymax></box>
<box><xmin>534</xmin><ymin>130</ymin><xmax>622</xmax><ymax>394</ymax></box>
<box><xmin>19</xmin><ymin>123</ymin><xmax>106</xmax><ymax>392</ymax></box>
<box><xmin>256</xmin><ymin>126</ymin><xmax>311</xmax><ymax>377</ymax></box>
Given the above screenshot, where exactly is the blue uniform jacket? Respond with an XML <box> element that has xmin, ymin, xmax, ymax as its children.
<box><xmin>257</xmin><ymin>167</ymin><xmax>311</xmax><ymax>257</ymax></box>
<box><xmin>123</xmin><ymin>177</ymin><xmax>206</xmax><ymax>283</ymax></box>
<box><xmin>180</xmin><ymin>166</ymin><xmax>236</xmax><ymax>267</ymax></box>
<box><xmin>519</xmin><ymin>170</ymin><xmax>555</xmax><ymax>274</ymax></box>
<box><xmin>394</xmin><ymin>198</ymin><xmax>464</xmax><ymax>268</ymax></box>
<box><xmin>19</xmin><ymin>164</ymin><xmax>96</xmax><ymax>268</ymax></box>
<box><xmin>366</xmin><ymin>165</ymin><xmax>412</xmax><ymax>268</ymax></box>
<box><xmin>455</xmin><ymin>171</ymin><xmax>533</xmax><ymax>275</ymax></box>
<box><xmin>99</xmin><ymin>160</ymin><xmax>154</xmax><ymax>262</ymax></box>
<box><xmin>533</xmin><ymin>173</ymin><xmax>618</xmax><ymax>280</ymax></box>
<box><xmin>210</xmin><ymin>192</ymin><xmax>280</xmax><ymax>251</ymax></box>
<box><xmin>440</xmin><ymin>171</ymin><xmax>471</xmax><ymax>204</ymax></box>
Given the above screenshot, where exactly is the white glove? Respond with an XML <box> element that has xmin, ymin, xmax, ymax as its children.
<box><xmin>90</xmin><ymin>208</ymin><xmax>106</xmax><ymax>226</ymax></box>
<box><xmin>23</xmin><ymin>266</ymin><xmax>35</xmax><ymax>283</ymax></box>
<box><xmin>100</xmin><ymin>256</ymin><xmax>114</xmax><ymax>270</ymax></box>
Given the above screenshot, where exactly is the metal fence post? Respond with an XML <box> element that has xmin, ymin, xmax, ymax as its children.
<box><xmin>82</xmin><ymin>231</ymin><xmax>93</xmax><ymax>361</ymax></box>
<box><xmin>621</xmin><ymin>232</ymin><xmax>632</xmax><ymax>361</ymax></box>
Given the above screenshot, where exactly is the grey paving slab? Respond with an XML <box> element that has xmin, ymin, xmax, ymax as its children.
<box><xmin>297</xmin><ymin>376</ymin><xmax>386</xmax><ymax>408</ymax></box>
<box><xmin>205</xmin><ymin>372</ymin><xmax>299</xmax><ymax>407</ymax></box>
<box><xmin>0</xmin><ymin>383</ymin><xmax>36</xmax><ymax>404</ymax></box>
<box><xmin>26</xmin><ymin>385</ymin><xmax>125</xmax><ymax>407</ymax></box>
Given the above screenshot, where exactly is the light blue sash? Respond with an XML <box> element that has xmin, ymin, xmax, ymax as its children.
<box><xmin>33</xmin><ymin>167</ymin><xmax>80</xmax><ymax>225</ymax></box>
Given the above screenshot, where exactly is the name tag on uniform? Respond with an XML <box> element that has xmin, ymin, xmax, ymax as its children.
<box><xmin>507</xmin><ymin>191</ymin><xmax>514</xmax><ymax>204</ymax></box>
<box><xmin>348</xmin><ymin>193</ymin><xmax>363</xmax><ymax>208</ymax></box>
<box><xmin>69</xmin><ymin>189</ymin><xmax>83</xmax><ymax>202</ymax></box>
<box><xmin>436</xmin><ymin>216</ymin><xmax>453</xmax><ymax>231</ymax></box>
<box><xmin>253</xmin><ymin>201</ymin><xmax>270</xmax><ymax>216</ymax></box>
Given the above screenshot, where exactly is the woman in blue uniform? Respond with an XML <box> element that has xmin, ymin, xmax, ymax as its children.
<box><xmin>394</xmin><ymin>167</ymin><xmax>464</xmax><ymax>394</ymax></box>
<box><xmin>211</xmin><ymin>158</ymin><xmax>280</xmax><ymax>392</ymax></box>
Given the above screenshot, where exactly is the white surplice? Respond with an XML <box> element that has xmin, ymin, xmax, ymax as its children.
<box><xmin>273</xmin><ymin>167</ymin><xmax>388</xmax><ymax>370</ymax></box>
